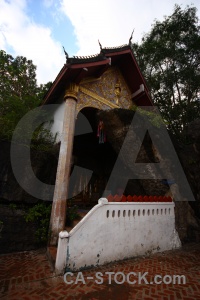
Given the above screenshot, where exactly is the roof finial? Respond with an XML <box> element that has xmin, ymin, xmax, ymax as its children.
<box><xmin>98</xmin><ymin>39</ymin><xmax>103</xmax><ymax>52</ymax></box>
<box><xmin>129</xmin><ymin>29</ymin><xmax>134</xmax><ymax>45</ymax></box>
<box><xmin>62</xmin><ymin>46</ymin><xmax>69</xmax><ymax>62</ymax></box>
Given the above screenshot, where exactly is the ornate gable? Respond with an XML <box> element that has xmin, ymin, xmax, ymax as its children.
<box><xmin>77</xmin><ymin>66</ymin><xmax>132</xmax><ymax>113</ymax></box>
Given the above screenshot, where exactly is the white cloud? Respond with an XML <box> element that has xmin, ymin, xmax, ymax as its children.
<box><xmin>61</xmin><ymin>0</ymin><xmax>200</xmax><ymax>56</ymax></box>
<box><xmin>43</xmin><ymin>0</ymin><xmax>54</xmax><ymax>8</ymax></box>
<box><xmin>0</xmin><ymin>0</ymin><xmax>64</xmax><ymax>84</ymax></box>
<box><xmin>0</xmin><ymin>0</ymin><xmax>199</xmax><ymax>84</ymax></box>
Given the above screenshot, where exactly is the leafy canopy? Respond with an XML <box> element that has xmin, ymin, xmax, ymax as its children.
<box><xmin>0</xmin><ymin>50</ymin><xmax>52</xmax><ymax>142</ymax></box>
<box><xmin>132</xmin><ymin>5</ymin><xmax>200</xmax><ymax>141</ymax></box>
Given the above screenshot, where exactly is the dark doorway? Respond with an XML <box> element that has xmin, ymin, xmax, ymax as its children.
<box><xmin>70</xmin><ymin>107</ymin><xmax>117</xmax><ymax>208</ymax></box>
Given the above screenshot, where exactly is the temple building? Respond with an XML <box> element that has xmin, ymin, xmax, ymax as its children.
<box><xmin>43</xmin><ymin>42</ymin><xmax>154</xmax><ymax>245</ymax></box>
<box><xmin>43</xmin><ymin>42</ymin><xmax>181</xmax><ymax>274</ymax></box>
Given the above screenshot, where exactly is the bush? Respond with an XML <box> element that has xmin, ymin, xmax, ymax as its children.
<box><xmin>24</xmin><ymin>202</ymin><xmax>52</xmax><ymax>243</ymax></box>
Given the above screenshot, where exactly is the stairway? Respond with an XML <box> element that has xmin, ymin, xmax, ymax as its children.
<box><xmin>46</xmin><ymin>209</ymin><xmax>89</xmax><ymax>271</ymax></box>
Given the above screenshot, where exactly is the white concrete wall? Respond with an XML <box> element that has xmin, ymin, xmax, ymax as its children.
<box><xmin>55</xmin><ymin>198</ymin><xmax>181</xmax><ymax>274</ymax></box>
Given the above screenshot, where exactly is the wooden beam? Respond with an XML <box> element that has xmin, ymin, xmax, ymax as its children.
<box><xmin>74</xmin><ymin>68</ymin><xmax>88</xmax><ymax>84</ymax></box>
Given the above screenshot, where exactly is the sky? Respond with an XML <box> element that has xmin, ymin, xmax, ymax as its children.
<box><xmin>0</xmin><ymin>0</ymin><xmax>199</xmax><ymax>84</ymax></box>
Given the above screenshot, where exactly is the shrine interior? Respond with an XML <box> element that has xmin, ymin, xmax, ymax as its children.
<box><xmin>70</xmin><ymin>107</ymin><xmax>118</xmax><ymax>208</ymax></box>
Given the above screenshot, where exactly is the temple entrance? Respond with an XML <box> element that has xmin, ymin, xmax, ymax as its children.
<box><xmin>46</xmin><ymin>44</ymin><xmax>154</xmax><ymax>246</ymax></box>
<box><xmin>69</xmin><ymin>107</ymin><xmax>117</xmax><ymax>208</ymax></box>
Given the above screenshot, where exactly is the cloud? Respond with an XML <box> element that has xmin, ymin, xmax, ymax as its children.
<box><xmin>61</xmin><ymin>0</ymin><xmax>135</xmax><ymax>55</ymax></box>
<box><xmin>0</xmin><ymin>0</ymin><xmax>64</xmax><ymax>84</ymax></box>
<box><xmin>43</xmin><ymin>0</ymin><xmax>54</xmax><ymax>8</ymax></box>
<box><xmin>0</xmin><ymin>0</ymin><xmax>199</xmax><ymax>84</ymax></box>
<box><xmin>61</xmin><ymin>0</ymin><xmax>200</xmax><ymax>56</ymax></box>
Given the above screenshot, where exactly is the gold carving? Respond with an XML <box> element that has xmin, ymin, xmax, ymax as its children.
<box><xmin>76</xmin><ymin>92</ymin><xmax>111</xmax><ymax>115</ymax></box>
<box><xmin>64</xmin><ymin>83</ymin><xmax>79</xmax><ymax>100</ymax></box>
<box><xmin>76</xmin><ymin>66</ymin><xmax>132</xmax><ymax>113</ymax></box>
<box><xmin>81</xmin><ymin>66</ymin><xmax>132</xmax><ymax>109</ymax></box>
<box><xmin>79</xmin><ymin>86</ymin><xmax>119</xmax><ymax>109</ymax></box>
<box><xmin>80</xmin><ymin>76</ymin><xmax>101</xmax><ymax>84</ymax></box>
<box><xmin>114</xmin><ymin>79</ymin><xmax>121</xmax><ymax>105</ymax></box>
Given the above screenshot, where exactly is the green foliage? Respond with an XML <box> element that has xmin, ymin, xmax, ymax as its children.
<box><xmin>130</xmin><ymin>104</ymin><xmax>166</xmax><ymax>128</ymax></box>
<box><xmin>31</xmin><ymin>124</ymin><xmax>58</xmax><ymax>152</ymax></box>
<box><xmin>24</xmin><ymin>202</ymin><xmax>52</xmax><ymax>243</ymax></box>
<box><xmin>188</xmin><ymin>158</ymin><xmax>198</xmax><ymax>165</ymax></box>
<box><xmin>0</xmin><ymin>49</ymin><xmax>52</xmax><ymax>142</ymax></box>
<box><xmin>0</xmin><ymin>51</ymin><xmax>37</xmax><ymax>100</ymax></box>
<box><xmin>8</xmin><ymin>203</ymin><xmax>17</xmax><ymax>211</ymax></box>
<box><xmin>132</xmin><ymin>5</ymin><xmax>200</xmax><ymax>141</ymax></box>
<box><xmin>37</xmin><ymin>82</ymin><xmax>52</xmax><ymax>100</ymax></box>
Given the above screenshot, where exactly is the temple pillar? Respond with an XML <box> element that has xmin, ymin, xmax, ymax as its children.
<box><xmin>49</xmin><ymin>83</ymin><xmax>79</xmax><ymax>246</ymax></box>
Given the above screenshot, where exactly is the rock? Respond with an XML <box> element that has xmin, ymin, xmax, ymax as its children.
<box><xmin>98</xmin><ymin>108</ymin><xmax>200</xmax><ymax>243</ymax></box>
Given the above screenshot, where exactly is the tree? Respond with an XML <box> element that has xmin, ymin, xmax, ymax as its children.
<box><xmin>0</xmin><ymin>50</ymin><xmax>52</xmax><ymax>140</ymax></box>
<box><xmin>132</xmin><ymin>5</ymin><xmax>200</xmax><ymax>141</ymax></box>
<box><xmin>0</xmin><ymin>50</ymin><xmax>38</xmax><ymax>103</ymax></box>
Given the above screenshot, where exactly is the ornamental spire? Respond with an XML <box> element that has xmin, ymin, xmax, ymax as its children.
<box><xmin>98</xmin><ymin>39</ymin><xmax>103</xmax><ymax>51</ymax></box>
<box><xmin>129</xmin><ymin>29</ymin><xmax>134</xmax><ymax>45</ymax></box>
<box><xmin>62</xmin><ymin>46</ymin><xmax>69</xmax><ymax>62</ymax></box>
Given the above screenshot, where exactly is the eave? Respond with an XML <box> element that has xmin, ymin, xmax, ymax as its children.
<box><xmin>43</xmin><ymin>45</ymin><xmax>153</xmax><ymax>107</ymax></box>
